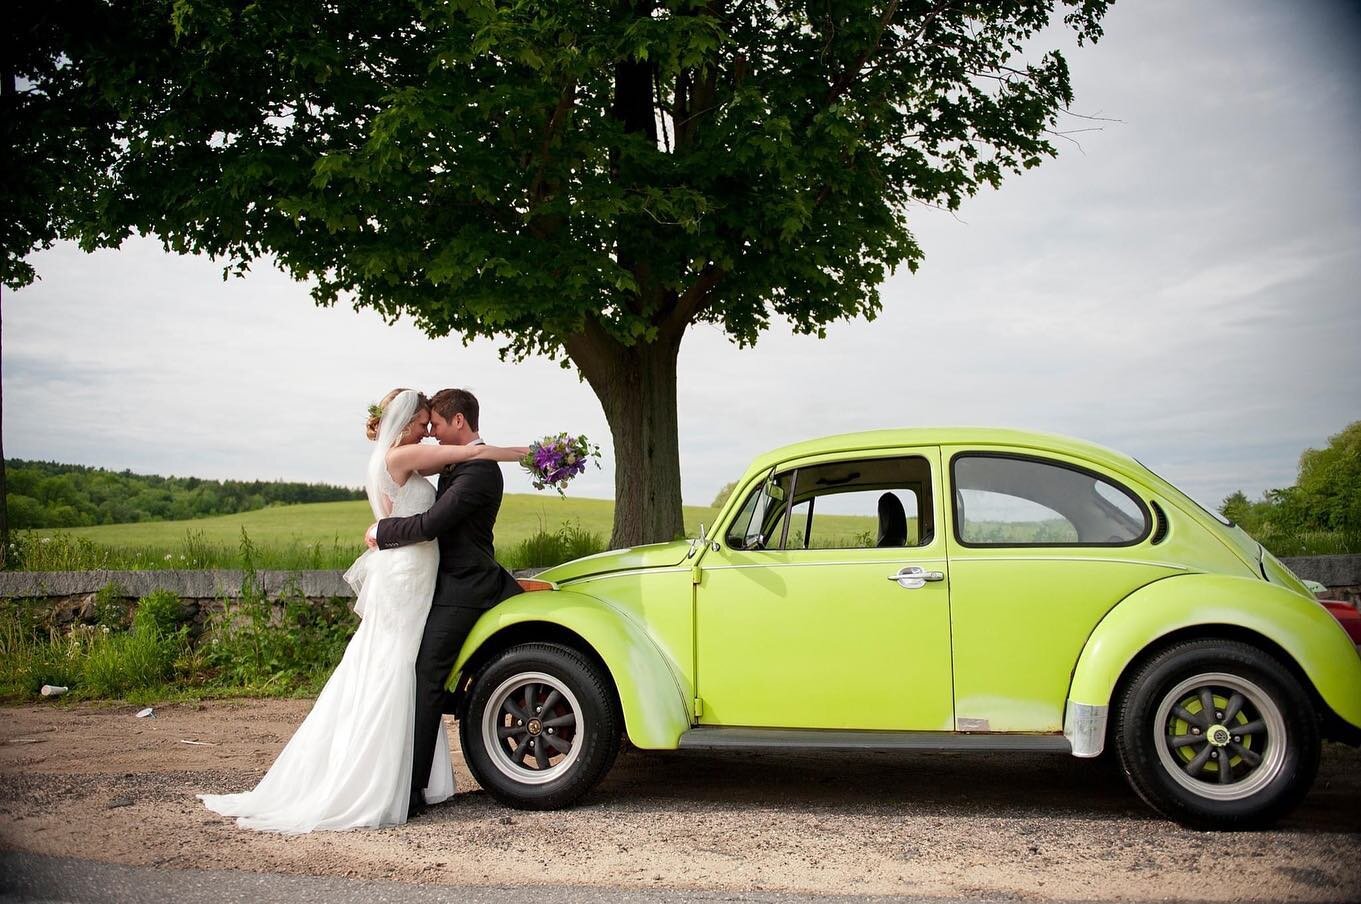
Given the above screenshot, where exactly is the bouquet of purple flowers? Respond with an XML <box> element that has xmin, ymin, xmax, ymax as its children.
<box><xmin>522</xmin><ymin>433</ymin><xmax>602</xmax><ymax>496</ymax></box>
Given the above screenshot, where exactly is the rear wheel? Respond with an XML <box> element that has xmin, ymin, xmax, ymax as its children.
<box><xmin>461</xmin><ymin>643</ymin><xmax>619</xmax><ymax>810</ymax></box>
<box><xmin>1114</xmin><ymin>639</ymin><xmax>1319</xmax><ymax>829</ymax></box>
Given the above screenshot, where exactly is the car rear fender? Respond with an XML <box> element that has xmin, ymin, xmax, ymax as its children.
<box><xmin>453</xmin><ymin>589</ymin><xmax>692</xmax><ymax>749</ymax></box>
<box><xmin>1065</xmin><ymin>574</ymin><xmax>1361</xmax><ymax>755</ymax></box>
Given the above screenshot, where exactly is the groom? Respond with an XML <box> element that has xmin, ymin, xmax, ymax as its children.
<box><xmin>365</xmin><ymin>387</ymin><xmax>523</xmax><ymax>817</ymax></box>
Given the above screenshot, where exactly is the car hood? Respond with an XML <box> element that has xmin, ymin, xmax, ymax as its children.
<box><xmin>534</xmin><ymin>540</ymin><xmax>694</xmax><ymax>584</ymax></box>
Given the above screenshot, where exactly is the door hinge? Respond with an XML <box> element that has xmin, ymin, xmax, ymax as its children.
<box><xmin>693</xmin><ymin>697</ymin><xmax>703</xmax><ymax>717</ymax></box>
<box><xmin>691</xmin><ymin>563</ymin><xmax>702</xmax><ymax>585</ymax></box>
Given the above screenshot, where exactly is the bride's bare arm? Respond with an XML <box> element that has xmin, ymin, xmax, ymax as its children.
<box><xmin>386</xmin><ymin>443</ymin><xmax>530</xmax><ymax>478</ymax></box>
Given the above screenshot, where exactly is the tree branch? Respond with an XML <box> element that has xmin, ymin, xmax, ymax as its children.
<box><xmin>824</xmin><ymin>0</ymin><xmax>900</xmax><ymax>107</ymax></box>
<box><xmin>561</xmin><ymin>313</ymin><xmax>625</xmax><ymax>389</ymax></box>
<box><xmin>527</xmin><ymin>77</ymin><xmax>577</xmax><ymax>204</ymax></box>
<box><xmin>824</xmin><ymin>0</ymin><xmax>960</xmax><ymax>109</ymax></box>
<box><xmin>659</xmin><ymin>263</ymin><xmax>725</xmax><ymax>343</ymax></box>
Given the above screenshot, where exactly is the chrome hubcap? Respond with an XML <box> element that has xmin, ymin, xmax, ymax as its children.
<box><xmin>481</xmin><ymin>671</ymin><xmax>584</xmax><ymax>785</ymax></box>
<box><xmin>1153</xmin><ymin>671</ymin><xmax>1286</xmax><ymax>801</ymax></box>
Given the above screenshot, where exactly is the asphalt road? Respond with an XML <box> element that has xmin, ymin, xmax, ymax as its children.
<box><xmin>0</xmin><ymin>850</ymin><xmax>1119</xmax><ymax>904</ymax></box>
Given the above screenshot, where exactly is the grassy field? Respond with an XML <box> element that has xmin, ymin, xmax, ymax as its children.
<box><xmin>33</xmin><ymin>495</ymin><xmax>718</xmax><ymax>550</ymax></box>
<box><xmin>18</xmin><ymin>492</ymin><xmax>887</xmax><ymax>571</ymax></box>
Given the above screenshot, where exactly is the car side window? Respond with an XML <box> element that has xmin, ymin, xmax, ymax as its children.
<box><xmin>763</xmin><ymin>455</ymin><xmax>934</xmax><ymax>551</ymax></box>
<box><xmin>951</xmin><ymin>454</ymin><xmax>1150</xmax><ymax>547</ymax></box>
<box><xmin>724</xmin><ymin>470</ymin><xmax>792</xmax><ymax>550</ymax></box>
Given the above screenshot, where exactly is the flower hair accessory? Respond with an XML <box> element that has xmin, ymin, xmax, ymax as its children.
<box><xmin>367</xmin><ymin>402</ymin><xmax>385</xmax><ymax>421</ymax></box>
<box><xmin>522</xmin><ymin>433</ymin><xmax>602</xmax><ymax>496</ymax></box>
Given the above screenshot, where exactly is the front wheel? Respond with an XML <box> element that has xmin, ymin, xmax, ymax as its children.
<box><xmin>1113</xmin><ymin>639</ymin><xmax>1320</xmax><ymax>829</ymax></box>
<box><xmin>461</xmin><ymin>643</ymin><xmax>620</xmax><ymax>810</ymax></box>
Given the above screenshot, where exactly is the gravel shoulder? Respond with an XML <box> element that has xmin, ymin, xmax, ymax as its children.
<box><xmin>1</xmin><ymin>700</ymin><xmax>1358</xmax><ymax>902</ymax></box>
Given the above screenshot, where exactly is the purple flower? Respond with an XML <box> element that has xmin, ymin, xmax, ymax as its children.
<box><xmin>521</xmin><ymin>433</ymin><xmax>602</xmax><ymax>497</ymax></box>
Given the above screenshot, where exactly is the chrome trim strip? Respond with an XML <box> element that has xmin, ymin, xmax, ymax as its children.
<box><xmin>1063</xmin><ymin>701</ymin><xmax>1108</xmax><ymax>758</ymax></box>
<box><xmin>705</xmin><ymin>556</ymin><xmax>1183</xmax><ymax>571</ymax></box>
<box><xmin>559</xmin><ymin>567</ymin><xmax>691</xmax><ymax>585</ymax></box>
<box><xmin>703</xmin><ymin>559</ymin><xmax>947</xmax><ymax>571</ymax></box>
<box><xmin>950</xmin><ymin>556</ymin><xmax>1190</xmax><ymax>570</ymax></box>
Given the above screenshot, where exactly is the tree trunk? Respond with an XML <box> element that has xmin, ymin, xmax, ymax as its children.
<box><xmin>565</xmin><ymin>328</ymin><xmax>684</xmax><ymax>549</ymax></box>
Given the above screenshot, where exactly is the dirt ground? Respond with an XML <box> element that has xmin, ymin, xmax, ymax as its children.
<box><xmin>1</xmin><ymin>699</ymin><xmax>1359</xmax><ymax>902</ymax></box>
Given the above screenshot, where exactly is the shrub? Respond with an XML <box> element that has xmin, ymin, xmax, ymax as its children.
<box><xmin>80</xmin><ymin>625</ymin><xmax>179</xmax><ymax>697</ymax></box>
<box><xmin>509</xmin><ymin>520</ymin><xmax>606</xmax><ymax>569</ymax></box>
<box><xmin>558</xmin><ymin>520</ymin><xmax>606</xmax><ymax>562</ymax></box>
<box><xmin>711</xmin><ymin>480</ymin><xmax>739</xmax><ymax>509</ymax></box>
<box><xmin>203</xmin><ymin>586</ymin><xmax>354</xmax><ymax>694</ymax></box>
<box><xmin>133</xmin><ymin>588</ymin><xmax>187</xmax><ymax>639</ymax></box>
<box><xmin>93</xmin><ymin>581</ymin><xmax>131</xmax><ymax>631</ymax></box>
<box><xmin>200</xmin><ymin>530</ymin><xmax>355</xmax><ymax>693</ymax></box>
<box><xmin>179</xmin><ymin>529</ymin><xmax>214</xmax><ymax>569</ymax></box>
<box><xmin>6</xmin><ymin>532</ymin><xmax>117</xmax><ymax>571</ymax></box>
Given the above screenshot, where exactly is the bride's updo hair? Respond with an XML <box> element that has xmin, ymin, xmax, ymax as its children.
<box><xmin>365</xmin><ymin>388</ymin><xmax>430</xmax><ymax>441</ymax></box>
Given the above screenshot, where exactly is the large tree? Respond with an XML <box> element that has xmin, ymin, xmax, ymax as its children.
<box><xmin>7</xmin><ymin>0</ymin><xmax>1110</xmax><ymax>547</ymax></box>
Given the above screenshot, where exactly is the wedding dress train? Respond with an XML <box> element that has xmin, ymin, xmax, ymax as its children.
<box><xmin>199</xmin><ymin>473</ymin><xmax>453</xmax><ymax>832</ymax></box>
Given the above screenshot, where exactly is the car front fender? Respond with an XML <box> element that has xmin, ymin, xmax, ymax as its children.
<box><xmin>453</xmin><ymin>589</ymin><xmax>693</xmax><ymax>749</ymax></box>
<box><xmin>1066</xmin><ymin>574</ymin><xmax>1361</xmax><ymax>752</ymax></box>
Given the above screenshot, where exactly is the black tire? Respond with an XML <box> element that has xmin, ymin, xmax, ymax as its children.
<box><xmin>1113</xmin><ymin>639</ymin><xmax>1320</xmax><ymax>829</ymax></box>
<box><xmin>460</xmin><ymin>642</ymin><xmax>620</xmax><ymax>810</ymax></box>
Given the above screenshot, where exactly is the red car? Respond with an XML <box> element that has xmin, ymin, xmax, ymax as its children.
<box><xmin>1320</xmin><ymin>599</ymin><xmax>1361</xmax><ymax>646</ymax></box>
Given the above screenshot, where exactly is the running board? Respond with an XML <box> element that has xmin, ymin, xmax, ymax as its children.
<box><xmin>678</xmin><ymin>726</ymin><xmax>1071</xmax><ymax>753</ymax></box>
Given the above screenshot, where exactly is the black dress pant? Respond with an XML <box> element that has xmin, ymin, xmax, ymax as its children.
<box><xmin>411</xmin><ymin>604</ymin><xmax>485</xmax><ymax>808</ymax></box>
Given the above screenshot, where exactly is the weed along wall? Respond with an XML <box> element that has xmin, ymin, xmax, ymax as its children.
<box><xmin>0</xmin><ymin>567</ymin><xmax>544</xmax><ymax>701</ymax></box>
<box><xmin>0</xmin><ymin>570</ymin><xmax>365</xmax><ymax>700</ymax></box>
<box><xmin>0</xmin><ymin>570</ymin><xmax>357</xmax><ymax>632</ymax></box>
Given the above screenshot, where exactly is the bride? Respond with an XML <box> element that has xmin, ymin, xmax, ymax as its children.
<box><xmin>199</xmin><ymin>388</ymin><xmax>529</xmax><ymax>832</ymax></box>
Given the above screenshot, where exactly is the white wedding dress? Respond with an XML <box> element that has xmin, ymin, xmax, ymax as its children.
<box><xmin>199</xmin><ymin>471</ymin><xmax>454</xmax><ymax>833</ymax></box>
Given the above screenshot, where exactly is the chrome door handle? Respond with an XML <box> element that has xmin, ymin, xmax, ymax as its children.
<box><xmin>887</xmin><ymin>566</ymin><xmax>945</xmax><ymax>589</ymax></box>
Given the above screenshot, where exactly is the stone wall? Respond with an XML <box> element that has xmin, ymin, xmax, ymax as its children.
<box><xmin>2</xmin><ymin>557</ymin><xmax>1358</xmax><ymax>630</ymax></box>
<box><xmin>1280</xmin><ymin>554</ymin><xmax>1361</xmax><ymax>606</ymax></box>
<box><xmin>0</xmin><ymin>570</ymin><xmax>355</xmax><ymax>631</ymax></box>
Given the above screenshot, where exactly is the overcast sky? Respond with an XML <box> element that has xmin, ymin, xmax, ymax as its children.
<box><xmin>5</xmin><ymin>0</ymin><xmax>1360</xmax><ymax>513</ymax></box>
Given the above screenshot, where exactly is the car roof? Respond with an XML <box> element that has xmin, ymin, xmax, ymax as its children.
<box><xmin>749</xmin><ymin>427</ymin><xmax>1147</xmax><ymax>477</ymax></box>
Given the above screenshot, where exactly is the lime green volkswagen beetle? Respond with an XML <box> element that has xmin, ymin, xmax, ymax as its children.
<box><xmin>446</xmin><ymin>429</ymin><xmax>1361</xmax><ymax>829</ymax></box>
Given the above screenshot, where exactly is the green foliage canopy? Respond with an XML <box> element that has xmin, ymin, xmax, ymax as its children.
<box><xmin>23</xmin><ymin>0</ymin><xmax>1108</xmax><ymax>344</ymax></box>
<box><xmin>6</xmin><ymin>0</ymin><xmax>1113</xmax><ymax>545</ymax></box>
<box><xmin>3</xmin><ymin>459</ymin><xmax>363</xmax><ymax>529</ymax></box>
<box><xmin>1220</xmin><ymin>420</ymin><xmax>1361</xmax><ymax>538</ymax></box>
<box><xmin>710</xmin><ymin>480</ymin><xmax>738</xmax><ymax>509</ymax></box>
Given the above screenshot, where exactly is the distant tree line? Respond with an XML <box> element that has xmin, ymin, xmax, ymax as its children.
<box><xmin>4</xmin><ymin>460</ymin><xmax>364</xmax><ymax>529</ymax></box>
<box><xmin>1221</xmin><ymin>421</ymin><xmax>1361</xmax><ymax>539</ymax></box>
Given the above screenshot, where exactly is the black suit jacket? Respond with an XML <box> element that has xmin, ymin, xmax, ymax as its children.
<box><xmin>375</xmin><ymin>459</ymin><xmax>522</xmax><ymax>610</ymax></box>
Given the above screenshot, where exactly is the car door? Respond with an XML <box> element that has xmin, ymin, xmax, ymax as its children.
<box><xmin>943</xmin><ymin>447</ymin><xmax>1185</xmax><ymax>732</ymax></box>
<box><xmin>694</xmin><ymin>447</ymin><xmax>954</xmax><ymax>731</ymax></box>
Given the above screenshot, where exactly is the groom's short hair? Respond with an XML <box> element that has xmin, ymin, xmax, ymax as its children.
<box><xmin>430</xmin><ymin>388</ymin><xmax>479</xmax><ymax>432</ymax></box>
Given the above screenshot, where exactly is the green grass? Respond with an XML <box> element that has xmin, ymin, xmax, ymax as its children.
<box><xmin>13</xmin><ymin>493</ymin><xmax>897</xmax><ymax>568</ymax></box>
<box><xmin>14</xmin><ymin>495</ymin><xmax>728</xmax><ymax>571</ymax></box>
<box><xmin>0</xmin><ymin>577</ymin><xmax>350</xmax><ymax>702</ymax></box>
<box><xmin>9</xmin><ymin>492</ymin><xmax>941</xmax><ymax>570</ymax></box>
<box><xmin>33</xmin><ymin>495</ymin><xmax>717</xmax><ymax>548</ymax></box>
<box><xmin>1251</xmin><ymin>530</ymin><xmax>1361</xmax><ymax>557</ymax></box>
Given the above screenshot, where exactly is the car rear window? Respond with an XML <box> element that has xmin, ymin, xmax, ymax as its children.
<box><xmin>951</xmin><ymin>453</ymin><xmax>1150</xmax><ymax>547</ymax></box>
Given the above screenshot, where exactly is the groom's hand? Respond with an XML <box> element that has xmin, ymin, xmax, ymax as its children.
<box><xmin>365</xmin><ymin>523</ymin><xmax>379</xmax><ymax>548</ymax></box>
